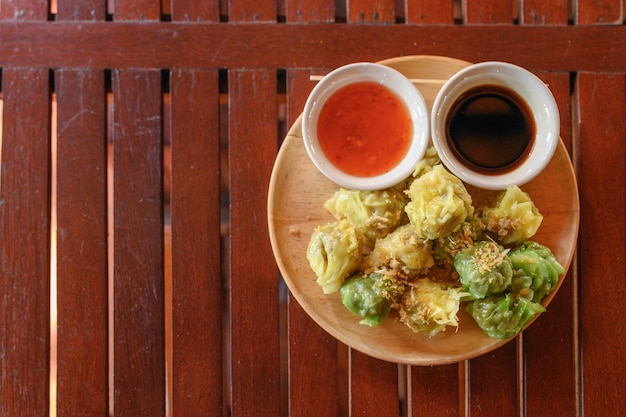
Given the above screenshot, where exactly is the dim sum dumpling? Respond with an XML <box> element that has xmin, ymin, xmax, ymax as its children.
<box><xmin>453</xmin><ymin>240</ymin><xmax>513</xmax><ymax>300</ymax></box>
<box><xmin>482</xmin><ymin>185</ymin><xmax>543</xmax><ymax>245</ymax></box>
<box><xmin>324</xmin><ymin>187</ymin><xmax>406</xmax><ymax>247</ymax></box>
<box><xmin>397</xmin><ymin>278</ymin><xmax>467</xmax><ymax>337</ymax></box>
<box><xmin>307</xmin><ymin>219</ymin><xmax>362</xmax><ymax>294</ymax></box>
<box><xmin>405</xmin><ymin>164</ymin><xmax>474</xmax><ymax>240</ymax></box>
<box><xmin>363</xmin><ymin>223</ymin><xmax>434</xmax><ymax>275</ymax></box>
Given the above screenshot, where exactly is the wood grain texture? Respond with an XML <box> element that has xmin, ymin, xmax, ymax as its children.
<box><xmin>285</xmin><ymin>69</ymin><xmax>343</xmax><ymax>417</ymax></box>
<box><xmin>1</xmin><ymin>23</ymin><xmax>625</xmax><ymax>71</ymax></box>
<box><xmin>347</xmin><ymin>0</ymin><xmax>396</xmax><ymax>23</ymax></box>
<box><xmin>349</xmin><ymin>350</ymin><xmax>400</xmax><ymax>416</ymax></box>
<box><xmin>577</xmin><ymin>72</ymin><xmax>626</xmax><ymax>416</ymax></box>
<box><xmin>230</xmin><ymin>0</ymin><xmax>277</xmax><ymax>22</ymax></box>
<box><xmin>464</xmin><ymin>0</ymin><xmax>514</xmax><ymax>23</ymax></box>
<box><xmin>286</xmin><ymin>0</ymin><xmax>335</xmax><ymax>23</ymax></box>
<box><xmin>171</xmin><ymin>0</ymin><xmax>219</xmax><ymax>21</ymax></box>
<box><xmin>519</xmin><ymin>0</ymin><xmax>570</xmax><ymax>25</ymax></box>
<box><xmin>468</xmin><ymin>342</ymin><xmax>520</xmax><ymax>416</ymax></box>
<box><xmin>0</xmin><ymin>67</ymin><xmax>51</xmax><ymax>417</ymax></box>
<box><xmin>169</xmin><ymin>69</ymin><xmax>223</xmax><ymax>415</ymax></box>
<box><xmin>227</xmin><ymin>69</ymin><xmax>281</xmax><ymax>416</ymax></box>
<box><xmin>56</xmin><ymin>0</ymin><xmax>106</xmax><ymax>20</ymax></box>
<box><xmin>577</xmin><ymin>0</ymin><xmax>624</xmax><ymax>24</ymax></box>
<box><xmin>523</xmin><ymin>71</ymin><xmax>578</xmax><ymax>417</ymax></box>
<box><xmin>55</xmin><ymin>69</ymin><xmax>109</xmax><ymax>416</ymax></box>
<box><xmin>406</xmin><ymin>0</ymin><xmax>455</xmax><ymax>24</ymax></box>
<box><xmin>409</xmin><ymin>364</ymin><xmax>461</xmax><ymax>416</ymax></box>
<box><xmin>112</xmin><ymin>69</ymin><xmax>166</xmax><ymax>417</ymax></box>
<box><xmin>113</xmin><ymin>0</ymin><xmax>161</xmax><ymax>21</ymax></box>
<box><xmin>0</xmin><ymin>0</ymin><xmax>48</xmax><ymax>20</ymax></box>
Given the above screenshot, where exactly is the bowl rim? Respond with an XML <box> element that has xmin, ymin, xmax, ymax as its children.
<box><xmin>431</xmin><ymin>61</ymin><xmax>560</xmax><ymax>190</ymax></box>
<box><xmin>302</xmin><ymin>62</ymin><xmax>430</xmax><ymax>190</ymax></box>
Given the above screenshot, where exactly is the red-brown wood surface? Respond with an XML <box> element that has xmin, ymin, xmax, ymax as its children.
<box><xmin>520</xmin><ymin>0</ymin><xmax>570</xmax><ymax>24</ymax></box>
<box><xmin>347</xmin><ymin>0</ymin><xmax>396</xmax><ymax>23</ymax></box>
<box><xmin>169</xmin><ymin>69</ymin><xmax>223</xmax><ymax>415</ymax></box>
<box><xmin>406</xmin><ymin>0</ymin><xmax>455</xmax><ymax>24</ymax></box>
<box><xmin>171</xmin><ymin>0</ymin><xmax>219</xmax><ymax>21</ymax></box>
<box><xmin>113</xmin><ymin>0</ymin><xmax>161</xmax><ymax>21</ymax></box>
<box><xmin>285</xmin><ymin>69</ymin><xmax>343</xmax><ymax>417</ymax></box>
<box><xmin>0</xmin><ymin>0</ymin><xmax>625</xmax><ymax>415</ymax></box>
<box><xmin>464</xmin><ymin>0</ymin><xmax>514</xmax><ymax>23</ymax></box>
<box><xmin>409</xmin><ymin>363</ymin><xmax>461</xmax><ymax>416</ymax></box>
<box><xmin>577</xmin><ymin>72</ymin><xmax>626</xmax><ymax>416</ymax></box>
<box><xmin>111</xmin><ymin>69</ymin><xmax>166</xmax><ymax>416</ymax></box>
<box><xmin>349</xmin><ymin>350</ymin><xmax>400</xmax><ymax>416</ymax></box>
<box><xmin>227</xmin><ymin>69</ymin><xmax>281</xmax><ymax>416</ymax></box>
<box><xmin>0</xmin><ymin>68</ymin><xmax>51</xmax><ymax>417</ymax></box>
<box><xmin>0</xmin><ymin>23</ymin><xmax>625</xmax><ymax>71</ymax></box>
<box><xmin>286</xmin><ymin>0</ymin><xmax>335</xmax><ymax>22</ymax></box>
<box><xmin>468</xmin><ymin>342</ymin><xmax>520</xmax><ymax>416</ymax></box>
<box><xmin>55</xmin><ymin>69</ymin><xmax>109</xmax><ymax>416</ymax></box>
<box><xmin>523</xmin><ymin>71</ymin><xmax>578</xmax><ymax>417</ymax></box>
<box><xmin>577</xmin><ymin>0</ymin><xmax>623</xmax><ymax>24</ymax></box>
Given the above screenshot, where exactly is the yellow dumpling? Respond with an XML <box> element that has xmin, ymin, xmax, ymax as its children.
<box><xmin>324</xmin><ymin>188</ymin><xmax>406</xmax><ymax>247</ymax></box>
<box><xmin>306</xmin><ymin>219</ymin><xmax>362</xmax><ymax>294</ymax></box>
<box><xmin>363</xmin><ymin>224</ymin><xmax>434</xmax><ymax>275</ymax></box>
<box><xmin>405</xmin><ymin>164</ymin><xmax>474</xmax><ymax>240</ymax></box>
<box><xmin>482</xmin><ymin>185</ymin><xmax>543</xmax><ymax>245</ymax></box>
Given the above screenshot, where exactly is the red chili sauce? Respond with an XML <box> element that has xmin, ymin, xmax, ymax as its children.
<box><xmin>316</xmin><ymin>81</ymin><xmax>413</xmax><ymax>177</ymax></box>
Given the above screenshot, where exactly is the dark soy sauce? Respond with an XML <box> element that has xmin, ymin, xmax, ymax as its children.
<box><xmin>446</xmin><ymin>85</ymin><xmax>535</xmax><ymax>174</ymax></box>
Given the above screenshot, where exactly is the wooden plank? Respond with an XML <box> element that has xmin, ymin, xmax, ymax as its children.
<box><xmin>171</xmin><ymin>0</ymin><xmax>219</xmax><ymax>21</ymax></box>
<box><xmin>463</xmin><ymin>0</ymin><xmax>514</xmax><ymax>23</ymax></box>
<box><xmin>56</xmin><ymin>0</ymin><xmax>107</xmax><ymax>20</ymax></box>
<box><xmin>406</xmin><ymin>0</ymin><xmax>455</xmax><ymax>24</ymax></box>
<box><xmin>0</xmin><ymin>0</ymin><xmax>49</xmax><ymax>20</ymax></box>
<box><xmin>519</xmin><ymin>0</ymin><xmax>569</xmax><ymax>25</ymax></box>
<box><xmin>468</xmin><ymin>343</ymin><xmax>519</xmax><ymax>416</ymax></box>
<box><xmin>113</xmin><ymin>0</ymin><xmax>161</xmax><ymax>21</ymax></box>
<box><xmin>285</xmin><ymin>69</ymin><xmax>342</xmax><ymax>417</ymax></box>
<box><xmin>1</xmin><ymin>23</ymin><xmax>626</xmax><ymax>72</ymax></box>
<box><xmin>350</xmin><ymin>351</ymin><xmax>400</xmax><ymax>416</ymax></box>
<box><xmin>523</xmin><ymin>71</ymin><xmax>577</xmax><ymax>416</ymax></box>
<box><xmin>230</xmin><ymin>0</ymin><xmax>276</xmax><ymax>22</ymax></box>
<box><xmin>577</xmin><ymin>0</ymin><xmax>623</xmax><ymax>24</ymax></box>
<box><xmin>0</xmin><ymin>68</ymin><xmax>51</xmax><ymax>416</ymax></box>
<box><xmin>409</xmin><ymin>364</ymin><xmax>461</xmax><ymax>416</ymax></box>
<box><xmin>347</xmin><ymin>0</ymin><xmax>396</xmax><ymax>23</ymax></box>
<box><xmin>577</xmin><ymin>72</ymin><xmax>626</xmax><ymax>416</ymax></box>
<box><xmin>111</xmin><ymin>69</ymin><xmax>165</xmax><ymax>416</ymax></box>
<box><xmin>169</xmin><ymin>69</ymin><xmax>223</xmax><ymax>415</ymax></box>
<box><xmin>228</xmin><ymin>69</ymin><xmax>281</xmax><ymax>416</ymax></box>
<box><xmin>287</xmin><ymin>301</ymin><xmax>342</xmax><ymax>416</ymax></box>
<box><xmin>54</xmin><ymin>69</ymin><xmax>109</xmax><ymax>415</ymax></box>
<box><xmin>286</xmin><ymin>0</ymin><xmax>335</xmax><ymax>22</ymax></box>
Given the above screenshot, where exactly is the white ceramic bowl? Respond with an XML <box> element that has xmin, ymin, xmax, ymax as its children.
<box><xmin>302</xmin><ymin>62</ymin><xmax>430</xmax><ymax>190</ymax></box>
<box><xmin>431</xmin><ymin>61</ymin><xmax>560</xmax><ymax>190</ymax></box>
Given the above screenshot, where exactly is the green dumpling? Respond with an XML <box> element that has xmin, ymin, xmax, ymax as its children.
<box><xmin>453</xmin><ymin>240</ymin><xmax>513</xmax><ymax>299</ymax></box>
<box><xmin>467</xmin><ymin>293</ymin><xmax>545</xmax><ymax>339</ymax></box>
<box><xmin>340</xmin><ymin>272</ymin><xmax>392</xmax><ymax>326</ymax></box>
<box><xmin>405</xmin><ymin>164</ymin><xmax>474</xmax><ymax>240</ymax></box>
<box><xmin>508</xmin><ymin>241</ymin><xmax>565</xmax><ymax>303</ymax></box>
<box><xmin>307</xmin><ymin>219</ymin><xmax>362</xmax><ymax>294</ymax></box>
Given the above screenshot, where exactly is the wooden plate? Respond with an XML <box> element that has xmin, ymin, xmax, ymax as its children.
<box><xmin>267</xmin><ymin>56</ymin><xmax>580</xmax><ymax>365</ymax></box>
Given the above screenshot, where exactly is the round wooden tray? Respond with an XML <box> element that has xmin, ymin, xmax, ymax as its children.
<box><xmin>267</xmin><ymin>56</ymin><xmax>580</xmax><ymax>365</ymax></box>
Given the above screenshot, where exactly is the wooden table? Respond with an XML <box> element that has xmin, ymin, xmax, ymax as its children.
<box><xmin>0</xmin><ymin>1</ymin><xmax>624</xmax><ymax>416</ymax></box>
